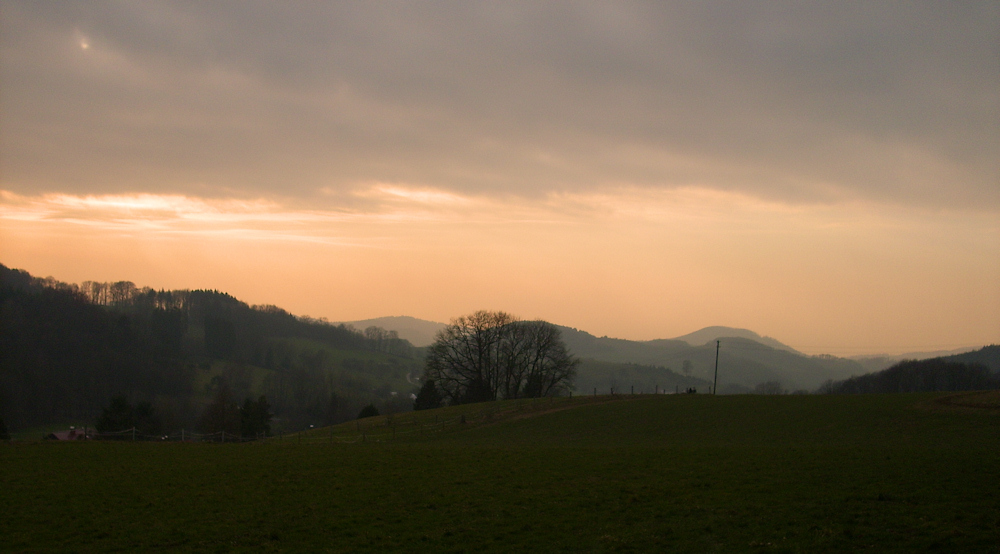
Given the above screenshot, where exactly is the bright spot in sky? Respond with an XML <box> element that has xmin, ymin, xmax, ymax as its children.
<box><xmin>80</xmin><ymin>40</ymin><xmax>89</xmax><ymax>50</ymax></box>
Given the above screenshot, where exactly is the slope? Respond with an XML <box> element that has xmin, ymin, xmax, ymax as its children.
<box><xmin>941</xmin><ymin>344</ymin><xmax>1000</xmax><ymax>373</ymax></box>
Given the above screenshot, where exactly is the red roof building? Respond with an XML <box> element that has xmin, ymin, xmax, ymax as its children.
<box><xmin>45</xmin><ymin>427</ymin><xmax>95</xmax><ymax>440</ymax></box>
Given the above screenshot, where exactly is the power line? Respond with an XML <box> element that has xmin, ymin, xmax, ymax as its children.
<box><xmin>713</xmin><ymin>340</ymin><xmax>719</xmax><ymax>395</ymax></box>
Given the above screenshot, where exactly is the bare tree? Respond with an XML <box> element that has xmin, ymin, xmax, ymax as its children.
<box><xmin>424</xmin><ymin>311</ymin><xmax>578</xmax><ymax>405</ymax></box>
<box><xmin>109</xmin><ymin>281</ymin><xmax>136</xmax><ymax>307</ymax></box>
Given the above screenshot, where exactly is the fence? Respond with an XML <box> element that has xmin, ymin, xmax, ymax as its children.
<box><xmin>76</xmin><ymin>427</ymin><xmax>270</xmax><ymax>443</ymax></box>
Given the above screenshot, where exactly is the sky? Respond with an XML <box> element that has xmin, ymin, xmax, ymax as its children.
<box><xmin>1</xmin><ymin>1</ymin><xmax>998</xmax><ymax>355</ymax></box>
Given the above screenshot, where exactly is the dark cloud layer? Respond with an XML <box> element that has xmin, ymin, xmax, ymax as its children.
<box><xmin>2</xmin><ymin>1</ymin><xmax>997</xmax><ymax>208</ymax></box>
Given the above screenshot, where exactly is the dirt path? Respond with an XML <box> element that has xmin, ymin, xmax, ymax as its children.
<box><xmin>924</xmin><ymin>390</ymin><xmax>1000</xmax><ymax>414</ymax></box>
<box><xmin>469</xmin><ymin>394</ymin><xmax>646</xmax><ymax>428</ymax></box>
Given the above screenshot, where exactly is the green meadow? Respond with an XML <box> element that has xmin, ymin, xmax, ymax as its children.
<box><xmin>3</xmin><ymin>393</ymin><xmax>998</xmax><ymax>553</ymax></box>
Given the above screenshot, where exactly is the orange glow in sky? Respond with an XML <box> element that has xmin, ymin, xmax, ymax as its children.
<box><xmin>2</xmin><ymin>187</ymin><xmax>996</xmax><ymax>355</ymax></box>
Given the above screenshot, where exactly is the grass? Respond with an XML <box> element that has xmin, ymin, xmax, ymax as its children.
<box><xmin>2</xmin><ymin>392</ymin><xmax>998</xmax><ymax>552</ymax></box>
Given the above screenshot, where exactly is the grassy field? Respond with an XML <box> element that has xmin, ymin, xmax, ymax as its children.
<box><xmin>2</xmin><ymin>392</ymin><xmax>998</xmax><ymax>552</ymax></box>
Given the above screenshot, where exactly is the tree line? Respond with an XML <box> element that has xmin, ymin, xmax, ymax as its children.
<box><xmin>74</xmin><ymin>279</ymin><xmax>414</xmax><ymax>358</ymax></box>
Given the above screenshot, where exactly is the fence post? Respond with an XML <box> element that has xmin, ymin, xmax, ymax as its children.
<box><xmin>132</xmin><ymin>427</ymin><xmax>136</xmax><ymax>442</ymax></box>
<box><xmin>594</xmin><ymin>388</ymin><xmax>596</xmax><ymax>397</ymax></box>
<box><xmin>631</xmin><ymin>386</ymin><xmax>634</xmax><ymax>395</ymax></box>
<box><xmin>222</xmin><ymin>430</ymin><xmax>225</xmax><ymax>443</ymax></box>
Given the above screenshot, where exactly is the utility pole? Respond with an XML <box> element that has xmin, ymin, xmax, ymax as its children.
<box><xmin>713</xmin><ymin>340</ymin><xmax>720</xmax><ymax>395</ymax></box>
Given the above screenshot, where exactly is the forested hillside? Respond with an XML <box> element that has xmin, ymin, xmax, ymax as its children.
<box><xmin>826</xmin><ymin>352</ymin><xmax>1000</xmax><ymax>394</ymax></box>
<box><xmin>940</xmin><ymin>345</ymin><xmax>1000</xmax><ymax>373</ymax></box>
<box><xmin>0</xmin><ymin>264</ymin><xmax>422</xmax><ymax>435</ymax></box>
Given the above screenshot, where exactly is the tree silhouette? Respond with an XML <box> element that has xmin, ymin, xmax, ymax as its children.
<box><xmin>241</xmin><ymin>396</ymin><xmax>273</xmax><ymax>437</ymax></box>
<box><xmin>357</xmin><ymin>404</ymin><xmax>379</xmax><ymax>419</ymax></box>
<box><xmin>424</xmin><ymin>311</ymin><xmax>578</xmax><ymax>405</ymax></box>
<box><xmin>199</xmin><ymin>385</ymin><xmax>240</xmax><ymax>436</ymax></box>
<box><xmin>95</xmin><ymin>395</ymin><xmax>162</xmax><ymax>437</ymax></box>
<box><xmin>413</xmin><ymin>379</ymin><xmax>442</xmax><ymax>410</ymax></box>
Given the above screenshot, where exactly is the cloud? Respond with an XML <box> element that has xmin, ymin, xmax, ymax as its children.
<box><xmin>1</xmin><ymin>2</ymin><xmax>997</xmax><ymax>210</ymax></box>
<box><xmin>3</xmin><ymin>185</ymin><xmax>997</xmax><ymax>354</ymax></box>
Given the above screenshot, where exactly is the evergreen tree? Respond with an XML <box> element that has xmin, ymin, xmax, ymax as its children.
<box><xmin>413</xmin><ymin>379</ymin><xmax>442</xmax><ymax>411</ymax></box>
<box><xmin>199</xmin><ymin>385</ymin><xmax>240</xmax><ymax>436</ymax></box>
<box><xmin>96</xmin><ymin>395</ymin><xmax>134</xmax><ymax>433</ymax></box>
<box><xmin>357</xmin><ymin>404</ymin><xmax>379</xmax><ymax>419</ymax></box>
<box><xmin>133</xmin><ymin>401</ymin><xmax>163</xmax><ymax>436</ymax></box>
<box><xmin>240</xmin><ymin>395</ymin><xmax>273</xmax><ymax>437</ymax></box>
<box><xmin>95</xmin><ymin>396</ymin><xmax>162</xmax><ymax>437</ymax></box>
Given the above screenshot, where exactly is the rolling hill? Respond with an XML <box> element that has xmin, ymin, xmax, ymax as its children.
<box><xmin>556</xmin><ymin>325</ymin><xmax>865</xmax><ymax>392</ymax></box>
<box><xmin>671</xmin><ymin>325</ymin><xmax>800</xmax><ymax>353</ymax></box>
<box><xmin>340</xmin><ymin>315</ymin><xmax>446</xmax><ymax>347</ymax></box>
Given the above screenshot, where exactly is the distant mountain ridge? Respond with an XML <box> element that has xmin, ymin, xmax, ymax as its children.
<box><xmin>342</xmin><ymin>317</ymin><xmax>865</xmax><ymax>390</ymax></box>
<box><xmin>670</xmin><ymin>326</ymin><xmax>800</xmax><ymax>354</ymax></box>
<box><xmin>554</xmin><ymin>325</ymin><xmax>863</xmax><ymax>391</ymax></box>
<box><xmin>340</xmin><ymin>316</ymin><xmax>446</xmax><ymax>347</ymax></box>
<box><xmin>333</xmin><ymin>316</ymin><xmax>995</xmax><ymax>392</ymax></box>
